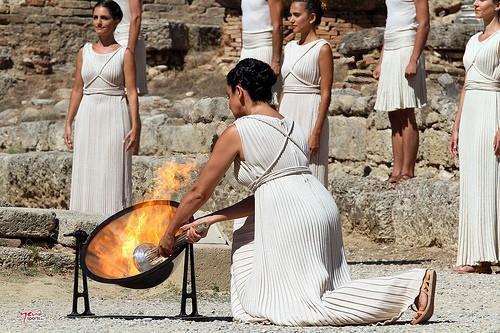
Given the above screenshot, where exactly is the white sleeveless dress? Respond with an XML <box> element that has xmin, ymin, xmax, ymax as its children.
<box><xmin>114</xmin><ymin>0</ymin><xmax>148</xmax><ymax>95</ymax></box>
<box><xmin>230</xmin><ymin>115</ymin><xmax>426</xmax><ymax>326</ymax></box>
<box><xmin>374</xmin><ymin>0</ymin><xmax>427</xmax><ymax>111</ymax></box>
<box><xmin>457</xmin><ymin>30</ymin><xmax>500</xmax><ymax>266</ymax></box>
<box><xmin>70</xmin><ymin>43</ymin><xmax>132</xmax><ymax>216</ymax></box>
<box><xmin>279</xmin><ymin>39</ymin><xmax>330</xmax><ymax>186</ymax></box>
<box><xmin>240</xmin><ymin>0</ymin><xmax>280</xmax><ymax>104</ymax></box>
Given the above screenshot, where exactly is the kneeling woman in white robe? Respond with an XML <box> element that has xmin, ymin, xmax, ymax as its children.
<box><xmin>158</xmin><ymin>59</ymin><xmax>437</xmax><ymax>326</ymax></box>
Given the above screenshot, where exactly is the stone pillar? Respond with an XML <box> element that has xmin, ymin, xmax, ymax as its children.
<box><xmin>456</xmin><ymin>0</ymin><xmax>482</xmax><ymax>24</ymax></box>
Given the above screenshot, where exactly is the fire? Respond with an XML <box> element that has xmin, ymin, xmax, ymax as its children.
<box><xmin>147</xmin><ymin>161</ymin><xmax>198</xmax><ymax>200</ymax></box>
<box><xmin>84</xmin><ymin>161</ymin><xmax>198</xmax><ymax>279</ymax></box>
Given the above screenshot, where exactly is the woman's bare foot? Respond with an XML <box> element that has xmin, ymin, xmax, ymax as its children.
<box><xmin>388</xmin><ymin>174</ymin><xmax>401</xmax><ymax>183</ymax></box>
<box><xmin>454</xmin><ymin>264</ymin><xmax>492</xmax><ymax>274</ymax></box>
<box><xmin>411</xmin><ymin>269</ymin><xmax>437</xmax><ymax>325</ymax></box>
<box><xmin>400</xmin><ymin>174</ymin><xmax>414</xmax><ymax>182</ymax></box>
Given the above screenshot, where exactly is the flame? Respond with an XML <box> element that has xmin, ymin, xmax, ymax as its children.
<box><xmin>146</xmin><ymin>160</ymin><xmax>198</xmax><ymax>200</ymax></box>
<box><xmin>84</xmin><ymin>161</ymin><xmax>198</xmax><ymax>279</ymax></box>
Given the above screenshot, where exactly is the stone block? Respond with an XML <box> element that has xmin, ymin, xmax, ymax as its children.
<box><xmin>329</xmin><ymin>116</ymin><xmax>367</xmax><ymax>161</ymax></box>
<box><xmin>54</xmin><ymin>210</ymin><xmax>105</xmax><ymax>247</ymax></box>
<box><xmin>338</xmin><ymin>28</ymin><xmax>384</xmax><ymax>57</ymax></box>
<box><xmin>0</xmin><ymin>207</ymin><xmax>57</xmax><ymax>238</ymax></box>
<box><xmin>420</xmin><ymin>129</ymin><xmax>454</xmax><ymax>167</ymax></box>
<box><xmin>366</xmin><ymin>129</ymin><xmax>392</xmax><ymax>164</ymax></box>
<box><xmin>0</xmin><ymin>246</ymin><xmax>34</xmax><ymax>268</ymax></box>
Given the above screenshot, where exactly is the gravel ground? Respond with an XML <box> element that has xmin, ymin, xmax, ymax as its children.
<box><xmin>1</xmin><ymin>260</ymin><xmax>499</xmax><ymax>333</ymax></box>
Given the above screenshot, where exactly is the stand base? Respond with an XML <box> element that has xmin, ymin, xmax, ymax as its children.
<box><xmin>67</xmin><ymin>314</ymin><xmax>232</xmax><ymax>322</ymax></box>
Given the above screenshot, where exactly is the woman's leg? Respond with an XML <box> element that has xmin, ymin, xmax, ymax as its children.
<box><xmin>389</xmin><ymin>110</ymin><xmax>404</xmax><ymax>181</ymax></box>
<box><xmin>401</xmin><ymin>108</ymin><xmax>419</xmax><ymax>178</ymax></box>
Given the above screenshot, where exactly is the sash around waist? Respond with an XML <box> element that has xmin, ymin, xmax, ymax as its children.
<box><xmin>83</xmin><ymin>87</ymin><xmax>125</xmax><ymax>96</ymax></box>
<box><xmin>249</xmin><ymin>166</ymin><xmax>312</xmax><ymax>193</ymax></box>
<box><xmin>465</xmin><ymin>80</ymin><xmax>500</xmax><ymax>92</ymax></box>
<box><xmin>283</xmin><ymin>85</ymin><xmax>320</xmax><ymax>94</ymax></box>
<box><xmin>242</xmin><ymin>30</ymin><xmax>273</xmax><ymax>49</ymax></box>
<box><xmin>384</xmin><ymin>30</ymin><xmax>416</xmax><ymax>50</ymax></box>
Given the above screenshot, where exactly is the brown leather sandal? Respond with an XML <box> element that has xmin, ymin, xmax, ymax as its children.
<box><xmin>411</xmin><ymin>269</ymin><xmax>437</xmax><ymax>325</ymax></box>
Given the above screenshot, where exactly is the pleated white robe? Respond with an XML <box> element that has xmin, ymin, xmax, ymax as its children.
<box><xmin>70</xmin><ymin>43</ymin><xmax>132</xmax><ymax>216</ymax></box>
<box><xmin>279</xmin><ymin>39</ymin><xmax>330</xmax><ymax>186</ymax></box>
<box><xmin>457</xmin><ymin>31</ymin><xmax>500</xmax><ymax>266</ymax></box>
<box><xmin>231</xmin><ymin>115</ymin><xmax>426</xmax><ymax>326</ymax></box>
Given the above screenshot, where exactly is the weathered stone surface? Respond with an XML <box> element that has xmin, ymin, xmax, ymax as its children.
<box><xmin>329</xmin><ymin>116</ymin><xmax>367</xmax><ymax>161</ymax></box>
<box><xmin>330</xmin><ymin>175</ymin><xmax>459</xmax><ymax>246</ymax></box>
<box><xmin>438</xmin><ymin>73</ymin><xmax>459</xmax><ymax>98</ymax></box>
<box><xmin>420</xmin><ymin>129</ymin><xmax>454</xmax><ymax>167</ymax></box>
<box><xmin>183</xmin><ymin>97</ymin><xmax>231</xmax><ymax>123</ymax></box>
<box><xmin>330</xmin><ymin>176</ymin><xmax>397</xmax><ymax>242</ymax></box>
<box><xmin>36</xmin><ymin>250</ymin><xmax>74</xmax><ymax>271</ymax></box>
<box><xmin>0</xmin><ymin>74</ymin><xmax>16</xmax><ymax>97</ymax></box>
<box><xmin>428</xmin><ymin>23</ymin><xmax>483</xmax><ymax>51</ymax></box>
<box><xmin>186</xmin><ymin>24</ymin><xmax>221</xmax><ymax>52</ymax></box>
<box><xmin>54</xmin><ymin>210</ymin><xmax>105</xmax><ymax>247</ymax></box>
<box><xmin>366</xmin><ymin>129</ymin><xmax>392</xmax><ymax>164</ymax></box>
<box><xmin>0</xmin><ymin>207</ymin><xmax>57</xmax><ymax>238</ymax></box>
<box><xmin>143</xmin><ymin>20</ymin><xmax>189</xmax><ymax>51</ymax></box>
<box><xmin>0</xmin><ymin>246</ymin><xmax>34</xmax><ymax>268</ymax></box>
<box><xmin>0</xmin><ymin>238</ymin><xmax>22</xmax><ymax>248</ymax></box>
<box><xmin>0</xmin><ymin>46</ymin><xmax>13</xmax><ymax>69</ymax></box>
<box><xmin>338</xmin><ymin>28</ymin><xmax>384</xmax><ymax>57</ymax></box>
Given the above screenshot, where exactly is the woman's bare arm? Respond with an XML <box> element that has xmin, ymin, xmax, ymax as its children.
<box><xmin>123</xmin><ymin>48</ymin><xmax>141</xmax><ymax>151</ymax></box>
<box><xmin>268</xmin><ymin>0</ymin><xmax>283</xmax><ymax>75</ymax></box>
<box><xmin>127</xmin><ymin>0</ymin><xmax>142</xmax><ymax>52</ymax></box>
<box><xmin>407</xmin><ymin>0</ymin><xmax>430</xmax><ymax>76</ymax></box>
<box><xmin>64</xmin><ymin>48</ymin><xmax>84</xmax><ymax>150</ymax></box>
<box><xmin>309</xmin><ymin>44</ymin><xmax>333</xmax><ymax>157</ymax></box>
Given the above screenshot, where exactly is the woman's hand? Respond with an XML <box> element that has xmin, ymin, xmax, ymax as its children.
<box><xmin>373</xmin><ymin>61</ymin><xmax>382</xmax><ymax>80</ymax></box>
<box><xmin>179</xmin><ymin>215</ymin><xmax>215</xmax><ymax>243</ymax></box>
<box><xmin>308</xmin><ymin>132</ymin><xmax>321</xmax><ymax>158</ymax></box>
<box><xmin>405</xmin><ymin>60</ymin><xmax>418</xmax><ymax>78</ymax></box>
<box><xmin>64</xmin><ymin>122</ymin><xmax>73</xmax><ymax>150</ymax></box>
<box><xmin>449</xmin><ymin>128</ymin><xmax>459</xmax><ymax>158</ymax></box>
<box><xmin>271</xmin><ymin>59</ymin><xmax>281</xmax><ymax>76</ymax></box>
<box><xmin>124</xmin><ymin>126</ymin><xmax>140</xmax><ymax>152</ymax></box>
<box><xmin>494</xmin><ymin>129</ymin><xmax>500</xmax><ymax>157</ymax></box>
<box><xmin>158</xmin><ymin>231</ymin><xmax>176</xmax><ymax>258</ymax></box>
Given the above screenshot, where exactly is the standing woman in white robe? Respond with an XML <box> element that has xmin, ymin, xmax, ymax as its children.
<box><xmin>373</xmin><ymin>0</ymin><xmax>429</xmax><ymax>183</ymax></box>
<box><xmin>64</xmin><ymin>0</ymin><xmax>140</xmax><ymax>216</ymax></box>
<box><xmin>240</xmin><ymin>0</ymin><xmax>283</xmax><ymax>105</ymax></box>
<box><xmin>449</xmin><ymin>0</ymin><xmax>500</xmax><ymax>274</ymax></box>
<box><xmin>114</xmin><ymin>0</ymin><xmax>148</xmax><ymax>95</ymax></box>
<box><xmin>279</xmin><ymin>0</ymin><xmax>332</xmax><ymax>187</ymax></box>
<box><xmin>157</xmin><ymin>59</ymin><xmax>437</xmax><ymax>327</ymax></box>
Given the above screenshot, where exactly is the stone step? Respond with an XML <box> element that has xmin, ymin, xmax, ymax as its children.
<box><xmin>0</xmin><ymin>207</ymin><xmax>57</xmax><ymax>238</ymax></box>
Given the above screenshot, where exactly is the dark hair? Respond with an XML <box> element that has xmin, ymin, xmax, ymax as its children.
<box><xmin>226</xmin><ymin>58</ymin><xmax>277</xmax><ymax>103</ymax></box>
<box><xmin>93</xmin><ymin>0</ymin><xmax>123</xmax><ymax>21</ymax></box>
<box><xmin>291</xmin><ymin>0</ymin><xmax>327</xmax><ymax>25</ymax></box>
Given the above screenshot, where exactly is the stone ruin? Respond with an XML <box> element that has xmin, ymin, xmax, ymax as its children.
<box><xmin>0</xmin><ymin>1</ymin><xmax>486</xmax><ymax>279</ymax></box>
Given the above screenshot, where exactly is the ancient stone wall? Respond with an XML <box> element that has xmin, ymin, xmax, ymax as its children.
<box><xmin>0</xmin><ymin>0</ymin><xmax>223</xmax><ymax>73</ymax></box>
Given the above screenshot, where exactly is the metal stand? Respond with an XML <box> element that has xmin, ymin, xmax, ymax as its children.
<box><xmin>179</xmin><ymin>243</ymin><xmax>199</xmax><ymax>317</ymax></box>
<box><xmin>65</xmin><ymin>231</ymin><xmax>225</xmax><ymax>321</ymax></box>
<box><xmin>65</xmin><ymin>230</ymin><xmax>94</xmax><ymax>318</ymax></box>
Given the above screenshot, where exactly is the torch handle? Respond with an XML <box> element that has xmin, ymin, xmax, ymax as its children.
<box><xmin>144</xmin><ymin>222</ymin><xmax>209</xmax><ymax>261</ymax></box>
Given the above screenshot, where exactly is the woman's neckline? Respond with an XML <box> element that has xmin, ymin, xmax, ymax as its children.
<box><xmin>90</xmin><ymin>43</ymin><xmax>122</xmax><ymax>55</ymax></box>
<box><xmin>477</xmin><ymin>29</ymin><xmax>499</xmax><ymax>43</ymax></box>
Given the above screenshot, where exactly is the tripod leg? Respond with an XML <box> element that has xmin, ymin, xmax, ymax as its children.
<box><xmin>179</xmin><ymin>244</ymin><xmax>199</xmax><ymax>317</ymax></box>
